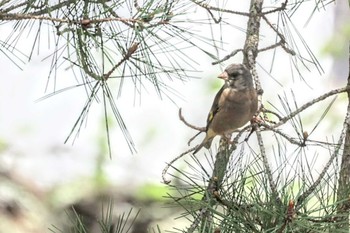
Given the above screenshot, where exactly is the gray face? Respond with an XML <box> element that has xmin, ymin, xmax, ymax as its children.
<box><xmin>224</xmin><ymin>64</ymin><xmax>252</xmax><ymax>90</ymax></box>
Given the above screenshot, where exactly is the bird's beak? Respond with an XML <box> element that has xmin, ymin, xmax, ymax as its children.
<box><xmin>218</xmin><ymin>71</ymin><xmax>229</xmax><ymax>80</ymax></box>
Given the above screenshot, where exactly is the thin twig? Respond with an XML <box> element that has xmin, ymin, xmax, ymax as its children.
<box><xmin>103</xmin><ymin>43</ymin><xmax>139</xmax><ymax>80</ymax></box>
<box><xmin>190</xmin><ymin>0</ymin><xmax>250</xmax><ymax>16</ymax></box>
<box><xmin>275</xmin><ymin>86</ymin><xmax>350</xmax><ymax>128</ymax></box>
<box><xmin>256</xmin><ymin>130</ymin><xmax>282</xmax><ymax>204</ymax></box>
<box><xmin>204</xmin><ymin>6</ymin><xmax>221</xmax><ymax>24</ymax></box>
<box><xmin>261</xmin><ymin>108</ymin><xmax>283</xmax><ymax>121</ymax></box>
<box><xmin>261</xmin><ymin>14</ymin><xmax>296</xmax><ymax>55</ymax></box>
<box><xmin>258</xmin><ymin>41</ymin><xmax>284</xmax><ymax>53</ymax></box>
<box><xmin>297</xmin><ymin>100</ymin><xmax>350</xmax><ymax>205</ymax></box>
<box><xmin>0</xmin><ymin>12</ymin><xmax>170</xmax><ymax>28</ymax></box>
<box><xmin>261</xmin><ymin>0</ymin><xmax>288</xmax><ymax>15</ymax></box>
<box><xmin>262</xmin><ymin>14</ymin><xmax>285</xmax><ymax>42</ymax></box>
<box><xmin>187</xmin><ymin>207</ymin><xmax>210</xmax><ymax>233</ymax></box>
<box><xmin>162</xmin><ymin>147</ymin><xmax>196</xmax><ymax>184</ymax></box>
<box><xmin>259</xmin><ymin>122</ymin><xmax>304</xmax><ymax>146</ymax></box>
<box><xmin>179</xmin><ymin>108</ymin><xmax>206</xmax><ymax>132</ymax></box>
<box><xmin>212</xmin><ymin>49</ymin><xmax>243</xmax><ymax>65</ymax></box>
<box><xmin>133</xmin><ymin>0</ymin><xmax>142</xmax><ymax>11</ymax></box>
<box><xmin>187</xmin><ymin>131</ymin><xmax>202</xmax><ymax>146</ymax></box>
<box><xmin>277</xmin><ymin>199</ymin><xmax>295</xmax><ymax>233</ymax></box>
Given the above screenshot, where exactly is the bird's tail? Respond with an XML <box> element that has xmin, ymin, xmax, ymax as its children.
<box><xmin>193</xmin><ymin>137</ymin><xmax>213</xmax><ymax>154</ymax></box>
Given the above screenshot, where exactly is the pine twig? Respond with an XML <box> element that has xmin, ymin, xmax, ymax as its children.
<box><xmin>261</xmin><ymin>0</ymin><xmax>288</xmax><ymax>15</ymax></box>
<box><xmin>212</xmin><ymin>49</ymin><xmax>243</xmax><ymax>65</ymax></box>
<box><xmin>297</xmin><ymin>102</ymin><xmax>350</xmax><ymax>205</ymax></box>
<box><xmin>189</xmin><ymin>0</ymin><xmax>250</xmax><ymax>16</ymax></box>
<box><xmin>274</xmin><ymin>86</ymin><xmax>350</xmax><ymax>128</ymax></box>
<box><xmin>103</xmin><ymin>43</ymin><xmax>139</xmax><ymax>80</ymax></box>
<box><xmin>179</xmin><ymin>108</ymin><xmax>206</xmax><ymax>132</ymax></box>
<box><xmin>162</xmin><ymin>147</ymin><xmax>195</xmax><ymax>184</ymax></box>
<box><xmin>261</xmin><ymin>14</ymin><xmax>296</xmax><ymax>55</ymax></box>
<box><xmin>259</xmin><ymin>122</ymin><xmax>304</xmax><ymax>146</ymax></box>
<box><xmin>256</xmin><ymin>130</ymin><xmax>282</xmax><ymax>204</ymax></box>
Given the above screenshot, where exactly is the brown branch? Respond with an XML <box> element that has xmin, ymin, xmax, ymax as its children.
<box><xmin>133</xmin><ymin>0</ymin><xmax>142</xmax><ymax>11</ymax></box>
<box><xmin>258</xmin><ymin>41</ymin><xmax>284</xmax><ymax>53</ymax></box>
<box><xmin>212</xmin><ymin>49</ymin><xmax>243</xmax><ymax>65</ymax></box>
<box><xmin>256</xmin><ymin>129</ymin><xmax>282</xmax><ymax>204</ymax></box>
<box><xmin>190</xmin><ymin>0</ymin><xmax>289</xmax><ymax>18</ymax></box>
<box><xmin>0</xmin><ymin>12</ymin><xmax>171</xmax><ymax>29</ymax></box>
<box><xmin>261</xmin><ymin>14</ymin><xmax>296</xmax><ymax>55</ymax></box>
<box><xmin>162</xmin><ymin>147</ymin><xmax>195</xmax><ymax>184</ymax></box>
<box><xmin>179</xmin><ymin>108</ymin><xmax>206</xmax><ymax>132</ymax></box>
<box><xmin>241</xmin><ymin>0</ymin><xmax>282</xmax><ymax>206</ymax></box>
<box><xmin>261</xmin><ymin>107</ymin><xmax>282</xmax><ymax>122</ymax></box>
<box><xmin>335</xmin><ymin>44</ymin><xmax>350</xmax><ymax>229</ymax></box>
<box><xmin>258</xmin><ymin>40</ymin><xmax>295</xmax><ymax>56</ymax></box>
<box><xmin>187</xmin><ymin>175</ymin><xmax>220</xmax><ymax>233</ymax></box>
<box><xmin>103</xmin><ymin>42</ymin><xmax>139</xmax><ymax>80</ymax></box>
<box><xmin>256</xmin><ymin>86</ymin><xmax>350</xmax><ymax>148</ymax></box>
<box><xmin>205</xmin><ymin>8</ymin><xmax>221</xmax><ymax>23</ymax></box>
<box><xmin>274</xmin><ymin>86</ymin><xmax>350</xmax><ymax>128</ymax></box>
<box><xmin>261</xmin><ymin>0</ymin><xmax>288</xmax><ymax>15</ymax></box>
<box><xmin>259</xmin><ymin>122</ymin><xmax>304</xmax><ymax>146</ymax></box>
<box><xmin>277</xmin><ymin>199</ymin><xmax>295</xmax><ymax>233</ymax></box>
<box><xmin>297</xmin><ymin>105</ymin><xmax>350</xmax><ymax>205</ymax></box>
<box><xmin>187</xmin><ymin>207</ymin><xmax>210</xmax><ymax>233</ymax></box>
<box><xmin>189</xmin><ymin>0</ymin><xmax>250</xmax><ymax>17</ymax></box>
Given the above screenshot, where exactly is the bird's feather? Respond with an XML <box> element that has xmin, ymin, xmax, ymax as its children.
<box><xmin>206</xmin><ymin>84</ymin><xmax>227</xmax><ymax>130</ymax></box>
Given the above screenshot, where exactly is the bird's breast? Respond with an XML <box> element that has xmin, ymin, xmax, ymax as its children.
<box><xmin>211</xmin><ymin>88</ymin><xmax>257</xmax><ymax>135</ymax></box>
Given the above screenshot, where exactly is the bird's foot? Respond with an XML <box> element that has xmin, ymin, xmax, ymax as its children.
<box><xmin>251</xmin><ymin>115</ymin><xmax>264</xmax><ymax>125</ymax></box>
<box><xmin>219</xmin><ymin>135</ymin><xmax>237</xmax><ymax>152</ymax></box>
<box><xmin>223</xmin><ymin>133</ymin><xmax>237</xmax><ymax>145</ymax></box>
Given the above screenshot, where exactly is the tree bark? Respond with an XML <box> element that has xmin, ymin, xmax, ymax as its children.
<box><xmin>336</xmin><ymin>43</ymin><xmax>350</xmax><ymax>231</ymax></box>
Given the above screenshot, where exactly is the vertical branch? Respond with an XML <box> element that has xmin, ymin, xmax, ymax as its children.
<box><xmin>187</xmin><ymin>146</ymin><xmax>231</xmax><ymax>233</ymax></box>
<box><xmin>256</xmin><ymin>130</ymin><xmax>282</xmax><ymax>204</ymax></box>
<box><xmin>336</xmin><ymin>43</ymin><xmax>350</xmax><ymax>229</ymax></box>
<box><xmin>243</xmin><ymin>0</ymin><xmax>263</xmax><ymax>93</ymax></box>
<box><xmin>243</xmin><ymin>0</ymin><xmax>280</xmax><ymax>203</ymax></box>
<box><xmin>189</xmin><ymin>1</ymin><xmax>267</xmax><ymax>231</ymax></box>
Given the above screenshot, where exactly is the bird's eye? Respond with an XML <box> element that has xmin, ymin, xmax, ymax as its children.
<box><xmin>233</xmin><ymin>69</ymin><xmax>244</xmax><ymax>78</ymax></box>
<box><xmin>231</xmin><ymin>71</ymin><xmax>240</xmax><ymax>78</ymax></box>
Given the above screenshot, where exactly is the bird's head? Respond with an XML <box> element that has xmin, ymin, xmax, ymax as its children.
<box><xmin>218</xmin><ymin>64</ymin><xmax>253</xmax><ymax>90</ymax></box>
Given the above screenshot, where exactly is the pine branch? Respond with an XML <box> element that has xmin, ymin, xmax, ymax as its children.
<box><xmin>335</xmin><ymin>43</ymin><xmax>350</xmax><ymax>229</ymax></box>
<box><xmin>189</xmin><ymin>0</ymin><xmax>250</xmax><ymax>16</ymax></box>
<box><xmin>296</xmin><ymin>100</ymin><xmax>350</xmax><ymax>206</ymax></box>
<box><xmin>274</xmin><ymin>86</ymin><xmax>350</xmax><ymax>128</ymax></box>
<box><xmin>186</xmin><ymin>1</ymin><xmax>268</xmax><ymax>232</ymax></box>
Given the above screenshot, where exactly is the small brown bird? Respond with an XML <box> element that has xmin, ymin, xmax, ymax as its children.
<box><xmin>193</xmin><ymin>64</ymin><xmax>258</xmax><ymax>154</ymax></box>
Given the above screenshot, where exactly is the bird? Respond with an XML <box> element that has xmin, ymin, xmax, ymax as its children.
<box><xmin>193</xmin><ymin>64</ymin><xmax>258</xmax><ymax>154</ymax></box>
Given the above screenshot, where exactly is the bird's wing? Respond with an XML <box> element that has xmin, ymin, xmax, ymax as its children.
<box><xmin>206</xmin><ymin>84</ymin><xmax>226</xmax><ymax>130</ymax></box>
